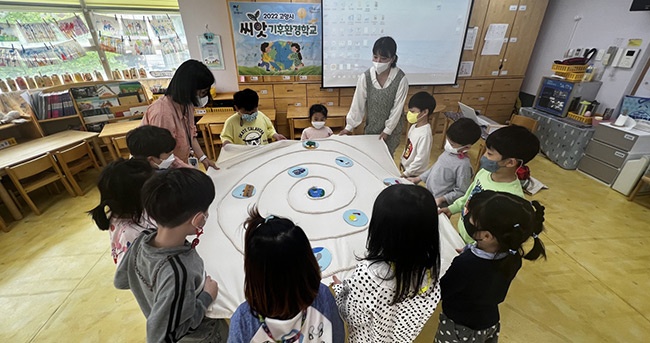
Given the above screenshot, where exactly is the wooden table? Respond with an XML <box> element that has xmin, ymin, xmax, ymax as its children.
<box><xmin>287</xmin><ymin>106</ymin><xmax>348</xmax><ymax>139</ymax></box>
<box><xmin>98</xmin><ymin>120</ymin><xmax>142</xmax><ymax>160</ymax></box>
<box><xmin>0</xmin><ymin>130</ymin><xmax>100</xmax><ymax>231</ymax></box>
<box><xmin>197</xmin><ymin>109</ymin><xmax>276</xmax><ymax>160</ymax></box>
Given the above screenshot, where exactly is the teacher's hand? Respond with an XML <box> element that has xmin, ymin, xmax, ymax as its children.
<box><xmin>379</xmin><ymin>132</ymin><xmax>389</xmax><ymax>141</ymax></box>
<box><xmin>338</xmin><ymin>129</ymin><xmax>352</xmax><ymax>136</ymax></box>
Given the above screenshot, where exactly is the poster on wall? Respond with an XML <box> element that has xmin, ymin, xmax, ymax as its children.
<box><xmin>57</xmin><ymin>15</ymin><xmax>90</xmax><ymax>39</ymax></box>
<box><xmin>199</xmin><ymin>34</ymin><xmax>225</xmax><ymax>70</ymax></box>
<box><xmin>0</xmin><ymin>22</ymin><xmax>20</xmax><ymax>42</ymax></box>
<box><xmin>229</xmin><ymin>1</ymin><xmax>322</xmax><ymax>76</ymax></box>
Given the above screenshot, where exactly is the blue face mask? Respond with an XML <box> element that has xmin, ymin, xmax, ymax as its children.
<box><xmin>241</xmin><ymin>111</ymin><xmax>258</xmax><ymax>122</ymax></box>
<box><xmin>479</xmin><ymin>156</ymin><xmax>502</xmax><ymax>172</ymax></box>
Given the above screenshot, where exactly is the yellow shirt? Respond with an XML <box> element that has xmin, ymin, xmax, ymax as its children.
<box><xmin>221</xmin><ymin>111</ymin><xmax>277</xmax><ymax>145</ymax></box>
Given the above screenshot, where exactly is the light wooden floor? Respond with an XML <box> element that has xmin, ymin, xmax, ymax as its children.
<box><xmin>1</xmin><ymin>134</ymin><xmax>649</xmax><ymax>342</ymax></box>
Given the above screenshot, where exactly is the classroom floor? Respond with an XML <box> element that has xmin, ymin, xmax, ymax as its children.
<box><xmin>1</xmin><ymin>134</ymin><xmax>649</xmax><ymax>343</ymax></box>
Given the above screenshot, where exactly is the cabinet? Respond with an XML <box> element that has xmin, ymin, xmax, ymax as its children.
<box><xmin>578</xmin><ymin>123</ymin><xmax>650</xmax><ymax>185</ymax></box>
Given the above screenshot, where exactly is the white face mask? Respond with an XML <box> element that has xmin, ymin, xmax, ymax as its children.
<box><xmin>373</xmin><ymin>61</ymin><xmax>391</xmax><ymax>74</ymax></box>
<box><xmin>197</xmin><ymin>95</ymin><xmax>209</xmax><ymax>108</ymax></box>
<box><xmin>156</xmin><ymin>153</ymin><xmax>175</xmax><ymax>169</ymax></box>
<box><xmin>444</xmin><ymin>140</ymin><xmax>465</xmax><ymax>155</ymax></box>
<box><xmin>312</xmin><ymin>121</ymin><xmax>325</xmax><ymax>129</ymax></box>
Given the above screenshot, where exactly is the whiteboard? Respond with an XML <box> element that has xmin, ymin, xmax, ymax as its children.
<box><xmin>322</xmin><ymin>0</ymin><xmax>473</xmax><ymax>88</ymax></box>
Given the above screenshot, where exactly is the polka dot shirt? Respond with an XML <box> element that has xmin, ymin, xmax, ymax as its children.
<box><xmin>333</xmin><ymin>260</ymin><xmax>441</xmax><ymax>343</ymax></box>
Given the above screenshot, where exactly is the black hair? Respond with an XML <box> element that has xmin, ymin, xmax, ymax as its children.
<box><xmin>89</xmin><ymin>158</ymin><xmax>154</xmax><ymax>231</ymax></box>
<box><xmin>309</xmin><ymin>104</ymin><xmax>328</xmax><ymax>119</ymax></box>
<box><xmin>290</xmin><ymin>42</ymin><xmax>303</xmax><ymax>60</ymax></box>
<box><xmin>485</xmin><ymin>125</ymin><xmax>540</xmax><ymax>164</ymax></box>
<box><xmin>365</xmin><ymin>184</ymin><xmax>441</xmax><ymax>305</ymax></box>
<box><xmin>466</xmin><ymin>190</ymin><xmax>546</xmax><ymax>280</ymax></box>
<box><xmin>233</xmin><ymin>88</ymin><xmax>260</xmax><ymax>112</ymax></box>
<box><xmin>243</xmin><ymin>207</ymin><xmax>320</xmax><ymax>320</ymax></box>
<box><xmin>372</xmin><ymin>36</ymin><xmax>398</xmax><ymax>67</ymax></box>
<box><xmin>447</xmin><ymin>118</ymin><xmax>482</xmax><ymax>146</ymax></box>
<box><xmin>141</xmin><ymin>168</ymin><xmax>215</xmax><ymax>228</ymax></box>
<box><xmin>408</xmin><ymin>92</ymin><xmax>436</xmax><ymax>117</ymax></box>
<box><xmin>260</xmin><ymin>42</ymin><xmax>269</xmax><ymax>53</ymax></box>
<box><xmin>126</xmin><ymin>125</ymin><xmax>177</xmax><ymax>159</ymax></box>
<box><xmin>164</xmin><ymin>59</ymin><xmax>214</xmax><ymax>115</ymax></box>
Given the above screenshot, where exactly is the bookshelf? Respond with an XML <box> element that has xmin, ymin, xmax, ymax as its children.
<box><xmin>34</xmin><ymin>80</ymin><xmax>150</xmax><ymax>135</ymax></box>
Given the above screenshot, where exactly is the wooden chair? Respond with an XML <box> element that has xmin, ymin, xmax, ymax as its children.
<box><xmin>55</xmin><ymin>141</ymin><xmax>101</xmax><ymax>196</ymax></box>
<box><xmin>472</xmin><ymin>114</ymin><xmax>539</xmax><ymax>171</ymax></box>
<box><xmin>292</xmin><ymin>119</ymin><xmax>312</xmax><ymax>140</ymax></box>
<box><xmin>207</xmin><ymin>123</ymin><xmax>225</xmax><ymax>159</ymax></box>
<box><xmin>5</xmin><ymin>153</ymin><xmax>75</xmax><ymax>215</ymax></box>
<box><xmin>326</xmin><ymin>117</ymin><xmax>347</xmax><ymax>135</ymax></box>
<box><xmin>628</xmin><ymin>175</ymin><xmax>650</xmax><ymax>202</ymax></box>
<box><xmin>111</xmin><ymin>136</ymin><xmax>130</xmax><ymax>159</ymax></box>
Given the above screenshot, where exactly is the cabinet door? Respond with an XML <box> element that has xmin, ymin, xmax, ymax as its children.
<box><xmin>473</xmin><ymin>0</ymin><xmax>518</xmax><ymax>77</ymax></box>
<box><xmin>501</xmin><ymin>0</ymin><xmax>549</xmax><ymax>77</ymax></box>
<box><xmin>460</xmin><ymin>0</ymin><xmax>490</xmax><ymax>64</ymax></box>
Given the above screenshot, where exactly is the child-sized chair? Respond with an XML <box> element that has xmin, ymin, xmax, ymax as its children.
<box><xmin>111</xmin><ymin>136</ymin><xmax>131</xmax><ymax>159</ymax></box>
<box><xmin>207</xmin><ymin>123</ymin><xmax>225</xmax><ymax>159</ymax></box>
<box><xmin>55</xmin><ymin>141</ymin><xmax>101</xmax><ymax>196</ymax></box>
<box><xmin>5</xmin><ymin>153</ymin><xmax>75</xmax><ymax>215</ymax></box>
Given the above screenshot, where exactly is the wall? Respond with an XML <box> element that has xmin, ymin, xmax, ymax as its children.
<box><xmin>178</xmin><ymin>0</ymin><xmax>239</xmax><ymax>92</ymax></box>
<box><xmin>522</xmin><ymin>0</ymin><xmax>650</xmax><ymax>113</ymax></box>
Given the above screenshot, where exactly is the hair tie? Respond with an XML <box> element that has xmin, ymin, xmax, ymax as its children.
<box><xmin>264</xmin><ymin>215</ymin><xmax>274</xmax><ymax>223</ymax></box>
<box><xmin>508</xmin><ymin>249</ymin><xmax>517</xmax><ymax>255</ymax></box>
<box><xmin>513</xmin><ymin>223</ymin><xmax>520</xmax><ymax>228</ymax></box>
<box><xmin>532</xmin><ymin>233</ymin><xmax>539</xmax><ymax>239</ymax></box>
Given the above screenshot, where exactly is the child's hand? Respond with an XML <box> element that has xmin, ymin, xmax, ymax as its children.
<box><xmin>273</xmin><ymin>133</ymin><xmax>287</xmax><ymax>141</ymax></box>
<box><xmin>435</xmin><ymin>196</ymin><xmax>446</xmax><ymax>206</ymax></box>
<box><xmin>331</xmin><ymin>275</ymin><xmax>342</xmax><ymax>285</ymax></box>
<box><xmin>406</xmin><ymin>176</ymin><xmax>421</xmax><ymax>184</ymax></box>
<box><xmin>204</xmin><ymin>275</ymin><xmax>219</xmax><ymax>300</ymax></box>
<box><xmin>438</xmin><ymin>207</ymin><xmax>452</xmax><ymax>218</ymax></box>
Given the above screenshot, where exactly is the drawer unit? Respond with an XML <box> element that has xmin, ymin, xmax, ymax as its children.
<box><xmin>274</xmin><ymin>97</ymin><xmax>307</xmax><ymax>113</ymax></box>
<box><xmin>433</xmin><ymin>93</ymin><xmax>462</xmax><ymax>112</ymax></box>
<box><xmin>584</xmin><ymin>139</ymin><xmax>629</xmax><ymax>168</ymax></box>
<box><xmin>258</xmin><ymin>98</ymin><xmax>275</xmax><ymax>109</ymax></box>
<box><xmin>460</xmin><ymin>92</ymin><xmax>490</xmax><ymax>106</ymax></box>
<box><xmin>339</xmin><ymin>96</ymin><xmax>353</xmax><ymax>107</ymax></box>
<box><xmin>273</xmin><ymin>84</ymin><xmax>307</xmax><ymax>98</ymax></box>
<box><xmin>242</xmin><ymin>84</ymin><xmax>274</xmax><ymax>98</ymax></box>
<box><xmin>434</xmin><ymin>81</ymin><xmax>465</xmax><ymax>93</ymax></box>
<box><xmin>488</xmin><ymin>91</ymin><xmax>518</xmax><ymax>105</ymax></box>
<box><xmin>593</xmin><ymin>123</ymin><xmax>650</xmax><ymax>152</ymax></box>
<box><xmin>307</xmin><ymin>97</ymin><xmax>338</xmax><ymax>107</ymax></box>
<box><xmin>240</xmin><ymin>75</ymin><xmax>264</xmax><ymax>83</ymax></box>
<box><xmin>339</xmin><ymin>88</ymin><xmax>356</xmax><ymax>97</ymax></box>
<box><xmin>307</xmin><ymin>84</ymin><xmax>340</xmax><ymax>97</ymax></box>
<box><xmin>408</xmin><ymin>85</ymin><xmax>434</xmax><ymax>95</ymax></box>
<box><xmin>264</xmin><ymin>75</ymin><xmax>295</xmax><ymax>82</ymax></box>
<box><xmin>464</xmin><ymin>79</ymin><xmax>494</xmax><ymax>93</ymax></box>
<box><xmin>578</xmin><ymin>155</ymin><xmax>620</xmax><ymax>184</ymax></box>
<box><xmin>492</xmin><ymin>78</ymin><xmax>523</xmax><ymax>92</ymax></box>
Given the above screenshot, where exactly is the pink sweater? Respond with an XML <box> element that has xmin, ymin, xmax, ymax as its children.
<box><xmin>142</xmin><ymin>95</ymin><xmax>197</xmax><ymax>163</ymax></box>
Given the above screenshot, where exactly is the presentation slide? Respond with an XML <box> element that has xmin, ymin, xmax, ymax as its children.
<box><xmin>322</xmin><ymin>0</ymin><xmax>472</xmax><ymax>88</ymax></box>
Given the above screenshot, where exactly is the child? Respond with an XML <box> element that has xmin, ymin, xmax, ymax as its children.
<box><xmin>257</xmin><ymin>42</ymin><xmax>273</xmax><ymax>71</ymax></box>
<box><xmin>400</xmin><ymin>92</ymin><xmax>436</xmax><ymax>177</ymax></box>
<box><xmin>333</xmin><ymin>184</ymin><xmax>441</xmax><ymax>342</ymax></box>
<box><xmin>126</xmin><ymin>125</ymin><xmax>192</xmax><ymax>169</ymax></box>
<box><xmin>228</xmin><ymin>207</ymin><xmax>345</xmax><ymax>342</ymax></box>
<box><xmin>440</xmin><ymin>125</ymin><xmax>540</xmax><ymax>244</ymax></box>
<box><xmin>435</xmin><ymin>190</ymin><xmax>546</xmax><ymax>343</ymax></box>
<box><xmin>407</xmin><ymin>118</ymin><xmax>481</xmax><ymax>207</ymax></box>
<box><xmin>301</xmin><ymin>104</ymin><xmax>333</xmax><ymax>140</ymax></box>
<box><xmin>89</xmin><ymin>158</ymin><xmax>154</xmax><ymax>266</ymax></box>
<box><xmin>221</xmin><ymin>88</ymin><xmax>286</xmax><ymax>146</ymax></box>
<box><xmin>289</xmin><ymin>42</ymin><xmax>304</xmax><ymax>70</ymax></box>
<box><xmin>114</xmin><ymin>168</ymin><xmax>228</xmax><ymax>343</ymax></box>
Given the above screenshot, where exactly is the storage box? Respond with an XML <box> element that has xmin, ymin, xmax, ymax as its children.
<box><xmin>551</xmin><ymin>63</ymin><xmax>588</xmax><ymax>73</ymax></box>
<box><xmin>567</xmin><ymin>111</ymin><xmax>593</xmax><ymax>124</ymax></box>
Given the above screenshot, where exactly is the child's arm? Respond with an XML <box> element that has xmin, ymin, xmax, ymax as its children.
<box><xmin>220</xmin><ymin>117</ymin><xmax>235</xmax><ymax>145</ymax></box>
<box><xmin>441</xmin><ymin>163</ymin><xmax>473</xmax><ymax>205</ymax></box>
<box><xmin>446</xmin><ymin>174</ymin><xmax>478</xmax><ymax>215</ymax></box>
<box><xmin>300</xmin><ymin>128</ymin><xmax>309</xmax><ymax>141</ymax></box>
<box><xmin>332</xmin><ymin>265</ymin><xmax>370</xmax><ymax>325</ymax></box>
<box><xmin>403</xmin><ymin>133</ymin><xmax>432</xmax><ymax>177</ymax></box>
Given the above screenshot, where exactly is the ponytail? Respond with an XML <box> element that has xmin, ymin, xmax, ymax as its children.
<box><xmin>523</xmin><ymin>200</ymin><xmax>546</xmax><ymax>261</ymax></box>
<box><xmin>89</xmin><ymin>201</ymin><xmax>111</xmax><ymax>231</ymax></box>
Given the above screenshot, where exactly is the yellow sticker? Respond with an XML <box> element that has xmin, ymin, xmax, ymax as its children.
<box><xmin>628</xmin><ymin>39</ymin><xmax>643</xmax><ymax>47</ymax></box>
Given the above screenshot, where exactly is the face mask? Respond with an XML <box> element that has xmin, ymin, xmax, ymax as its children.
<box><xmin>444</xmin><ymin>140</ymin><xmax>465</xmax><ymax>155</ymax></box>
<box><xmin>155</xmin><ymin>153</ymin><xmax>175</xmax><ymax>169</ymax></box>
<box><xmin>463</xmin><ymin>215</ymin><xmax>479</xmax><ymax>239</ymax></box>
<box><xmin>241</xmin><ymin>111</ymin><xmax>258</xmax><ymax>122</ymax></box>
<box><xmin>191</xmin><ymin>213</ymin><xmax>207</xmax><ymax>248</ymax></box>
<box><xmin>373</xmin><ymin>61</ymin><xmax>391</xmax><ymax>74</ymax></box>
<box><xmin>197</xmin><ymin>95</ymin><xmax>209</xmax><ymax>108</ymax></box>
<box><xmin>312</xmin><ymin>121</ymin><xmax>325</xmax><ymax>129</ymax></box>
<box><xmin>479</xmin><ymin>156</ymin><xmax>502</xmax><ymax>173</ymax></box>
<box><xmin>406</xmin><ymin>111</ymin><xmax>421</xmax><ymax>124</ymax></box>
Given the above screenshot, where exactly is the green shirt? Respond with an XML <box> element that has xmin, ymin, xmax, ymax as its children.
<box><xmin>448</xmin><ymin>169</ymin><xmax>525</xmax><ymax>243</ymax></box>
<box><xmin>221</xmin><ymin>111</ymin><xmax>277</xmax><ymax>146</ymax></box>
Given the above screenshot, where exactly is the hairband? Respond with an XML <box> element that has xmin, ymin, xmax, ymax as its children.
<box><xmin>264</xmin><ymin>215</ymin><xmax>274</xmax><ymax>223</ymax></box>
<box><xmin>532</xmin><ymin>233</ymin><xmax>539</xmax><ymax>239</ymax></box>
<box><xmin>508</xmin><ymin>249</ymin><xmax>517</xmax><ymax>255</ymax></box>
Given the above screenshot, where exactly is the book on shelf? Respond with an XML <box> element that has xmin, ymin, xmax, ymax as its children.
<box><xmin>70</xmin><ymin>86</ymin><xmax>98</xmax><ymax>99</ymax></box>
<box><xmin>118</xmin><ymin>82</ymin><xmax>143</xmax><ymax>94</ymax></box>
<box><xmin>34</xmin><ymin>91</ymin><xmax>78</xmax><ymax>120</ymax></box>
<box><xmin>76</xmin><ymin>97</ymin><xmax>119</xmax><ymax>111</ymax></box>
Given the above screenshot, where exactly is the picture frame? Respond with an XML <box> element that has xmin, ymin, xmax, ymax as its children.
<box><xmin>198</xmin><ymin>34</ymin><xmax>225</xmax><ymax>70</ymax></box>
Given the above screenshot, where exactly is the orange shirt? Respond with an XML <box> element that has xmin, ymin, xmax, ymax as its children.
<box><xmin>141</xmin><ymin>95</ymin><xmax>197</xmax><ymax>163</ymax></box>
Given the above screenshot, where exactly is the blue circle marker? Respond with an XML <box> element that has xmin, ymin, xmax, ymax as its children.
<box><xmin>383</xmin><ymin>178</ymin><xmax>403</xmax><ymax>186</ymax></box>
<box><xmin>288</xmin><ymin>166</ymin><xmax>308</xmax><ymax>178</ymax></box>
<box><xmin>302</xmin><ymin>140</ymin><xmax>319</xmax><ymax>149</ymax></box>
<box><xmin>232</xmin><ymin>184</ymin><xmax>256</xmax><ymax>199</ymax></box>
<box><xmin>335</xmin><ymin>156</ymin><xmax>354</xmax><ymax>168</ymax></box>
<box><xmin>308</xmin><ymin>187</ymin><xmax>326</xmax><ymax>198</ymax></box>
<box><xmin>313</xmin><ymin>247</ymin><xmax>332</xmax><ymax>272</ymax></box>
<box><xmin>343</xmin><ymin>209</ymin><xmax>368</xmax><ymax>227</ymax></box>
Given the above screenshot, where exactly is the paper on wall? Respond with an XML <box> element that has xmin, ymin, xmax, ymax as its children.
<box><xmin>464</xmin><ymin>27</ymin><xmax>478</xmax><ymax>50</ymax></box>
<box><xmin>481</xmin><ymin>39</ymin><xmax>504</xmax><ymax>56</ymax></box>
<box><xmin>484</xmin><ymin>23</ymin><xmax>508</xmax><ymax>40</ymax></box>
<box><xmin>459</xmin><ymin>61</ymin><xmax>473</xmax><ymax>77</ymax></box>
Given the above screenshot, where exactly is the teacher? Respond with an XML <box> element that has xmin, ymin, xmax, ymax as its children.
<box><xmin>339</xmin><ymin>36</ymin><xmax>409</xmax><ymax>156</ymax></box>
<box><xmin>142</xmin><ymin>59</ymin><xmax>217</xmax><ymax>170</ymax></box>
